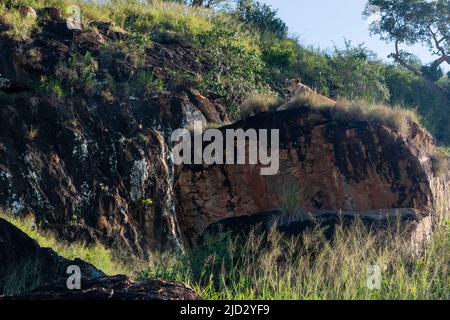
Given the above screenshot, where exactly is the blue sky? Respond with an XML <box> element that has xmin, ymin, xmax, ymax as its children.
<box><xmin>260</xmin><ymin>0</ymin><xmax>449</xmax><ymax>71</ymax></box>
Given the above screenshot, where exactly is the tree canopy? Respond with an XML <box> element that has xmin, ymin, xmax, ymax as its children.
<box><xmin>364</xmin><ymin>0</ymin><xmax>449</xmax><ymax>90</ymax></box>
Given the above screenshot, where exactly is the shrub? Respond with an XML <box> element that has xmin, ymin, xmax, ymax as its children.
<box><xmin>198</xmin><ymin>26</ymin><xmax>269</xmax><ymax>116</ymax></box>
<box><xmin>55</xmin><ymin>52</ymin><xmax>99</xmax><ymax>96</ymax></box>
<box><xmin>234</xmin><ymin>0</ymin><xmax>288</xmax><ymax>38</ymax></box>
<box><xmin>328</xmin><ymin>42</ymin><xmax>390</xmax><ymax>103</ymax></box>
<box><xmin>35</xmin><ymin>76</ymin><xmax>67</xmax><ymax>98</ymax></box>
<box><xmin>239</xmin><ymin>92</ymin><xmax>283</xmax><ymax>118</ymax></box>
<box><xmin>133</xmin><ymin>70</ymin><xmax>164</xmax><ymax>96</ymax></box>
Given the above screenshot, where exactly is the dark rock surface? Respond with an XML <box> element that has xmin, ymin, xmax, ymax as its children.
<box><xmin>0</xmin><ymin>15</ymin><xmax>229</xmax><ymax>256</ymax></box>
<box><xmin>4</xmin><ymin>275</ymin><xmax>202</xmax><ymax>300</ymax></box>
<box><xmin>0</xmin><ymin>7</ymin><xmax>447</xmax><ymax>256</ymax></box>
<box><xmin>0</xmin><ymin>217</ymin><xmax>104</xmax><ymax>295</ymax></box>
<box><xmin>0</xmin><ymin>217</ymin><xmax>201</xmax><ymax>299</ymax></box>
<box><xmin>204</xmin><ymin>208</ymin><xmax>420</xmax><ymax>240</ymax></box>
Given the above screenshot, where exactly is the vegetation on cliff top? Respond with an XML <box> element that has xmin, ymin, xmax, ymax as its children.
<box><xmin>0</xmin><ymin>0</ymin><xmax>449</xmax><ymax>144</ymax></box>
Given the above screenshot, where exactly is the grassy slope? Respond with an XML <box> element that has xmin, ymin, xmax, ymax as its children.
<box><xmin>0</xmin><ymin>1</ymin><xmax>449</xmax><ymax>299</ymax></box>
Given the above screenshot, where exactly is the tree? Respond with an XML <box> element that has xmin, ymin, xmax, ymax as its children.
<box><xmin>234</xmin><ymin>0</ymin><xmax>288</xmax><ymax>38</ymax></box>
<box><xmin>188</xmin><ymin>0</ymin><xmax>231</xmax><ymax>9</ymax></box>
<box><xmin>363</xmin><ymin>0</ymin><xmax>449</xmax><ymax>92</ymax></box>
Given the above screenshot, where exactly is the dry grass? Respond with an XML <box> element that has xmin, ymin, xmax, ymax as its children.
<box><xmin>331</xmin><ymin>99</ymin><xmax>421</xmax><ymax>136</ymax></box>
<box><xmin>279</xmin><ymin>94</ymin><xmax>421</xmax><ymax>137</ymax></box>
<box><xmin>240</xmin><ymin>92</ymin><xmax>284</xmax><ymax>119</ymax></box>
<box><xmin>139</xmin><ymin>209</ymin><xmax>449</xmax><ymax>300</ymax></box>
<box><xmin>25</xmin><ymin>126</ymin><xmax>39</xmax><ymax>140</ymax></box>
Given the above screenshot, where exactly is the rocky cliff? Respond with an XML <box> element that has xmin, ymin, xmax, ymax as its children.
<box><xmin>175</xmin><ymin>107</ymin><xmax>449</xmax><ymax>240</ymax></box>
<box><xmin>0</xmin><ymin>7</ymin><xmax>448</xmax><ymax>257</ymax></box>
<box><xmin>0</xmin><ymin>11</ymin><xmax>229</xmax><ymax>256</ymax></box>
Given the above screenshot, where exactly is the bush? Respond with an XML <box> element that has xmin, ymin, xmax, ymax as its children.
<box><xmin>198</xmin><ymin>25</ymin><xmax>269</xmax><ymax>116</ymax></box>
<box><xmin>35</xmin><ymin>77</ymin><xmax>67</xmax><ymax>98</ymax></box>
<box><xmin>234</xmin><ymin>0</ymin><xmax>288</xmax><ymax>38</ymax></box>
<box><xmin>328</xmin><ymin>42</ymin><xmax>390</xmax><ymax>103</ymax></box>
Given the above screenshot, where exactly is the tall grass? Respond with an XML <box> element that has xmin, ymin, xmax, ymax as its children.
<box><xmin>240</xmin><ymin>92</ymin><xmax>283</xmax><ymax>118</ymax></box>
<box><xmin>138</xmin><ymin>211</ymin><xmax>449</xmax><ymax>300</ymax></box>
<box><xmin>1</xmin><ymin>207</ymin><xmax>448</xmax><ymax>299</ymax></box>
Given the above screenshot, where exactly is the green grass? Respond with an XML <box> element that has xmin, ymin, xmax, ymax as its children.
<box><xmin>0</xmin><ymin>2</ymin><xmax>38</xmax><ymax>40</ymax></box>
<box><xmin>438</xmin><ymin>147</ymin><xmax>450</xmax><ymax>157</ymax></box>
<box><xmin>1</xmin><ymin>205</ymin><xmax>449</xmax><ymax>299</ymax></box>
<box><xmin>138</xmin><ymin>213</ymin><xmax>449</xmax><ymax>300</ymax></box>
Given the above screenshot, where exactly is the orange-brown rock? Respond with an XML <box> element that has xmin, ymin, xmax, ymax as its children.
<box><xmin>175</xmin><ymin>107</ymin><xmax>449</xmax><ymax>240</ymax></box>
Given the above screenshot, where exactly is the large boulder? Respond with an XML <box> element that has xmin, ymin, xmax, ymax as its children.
<box><xmin>175</xmin><ymin>107</ymin><xmax>449</xmax><ymax>241</ymax></box>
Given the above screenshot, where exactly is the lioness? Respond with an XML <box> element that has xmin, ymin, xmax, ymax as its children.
<box><xmin>278</xmin><ymin>78</ymin><xmax>336</xmax><ymax>111</ymax></box>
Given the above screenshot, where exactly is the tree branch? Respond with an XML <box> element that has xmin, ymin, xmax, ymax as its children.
<box><xmin>391</xmin><ymin>40</ymin><xmax>444</xmax><ymax>94</ymax></box>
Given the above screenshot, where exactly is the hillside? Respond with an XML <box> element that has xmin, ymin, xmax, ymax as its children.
<box><xmin>0</xmin><ymin>0</ymin><xmax>449</xmax><ymax>300</ymax></box>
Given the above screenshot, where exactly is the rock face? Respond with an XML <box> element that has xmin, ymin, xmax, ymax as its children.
<box><xmin>175</xmin><ymin>107</ymin><xmax>449</xmax><ymax>241</ymax></box>
<box><xmin>0</xmin><ymin>217</ymin><xmax>104</xmax><ymax>295</ymax></box>
<box><xmin>4</xmin><ymin>275</ymin><xmax>201</xmax><ymax>300</ymax></box>
<box><xmin>0</xmin><ymin>15</ymin><xmax>229</xmax><ymax>256</ymax></box>
<box><xmin>0</xmin><ymin>8</ymin><xmax>448</xmax><ymax>255</ymax></box>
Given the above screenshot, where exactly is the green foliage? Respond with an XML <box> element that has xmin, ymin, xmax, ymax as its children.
<box><xmin>35</xmin><ymin>77</ymin><xmax>67</xmax><ymax>98</ymax></box>
<box><xmin>261</xmin><ymin>37</ymin><xmax>297</xmax><ymax>71</ymax></box>
<box><xmin>385</xmin><ymin>65</ymin><xmax>450</xmax><ymax>144</ymax></box>
<box><xmin>329</xmin><ymin>42</ymin><xmax>390</xmax><ymax>102</ymax></box>
<box><xmin>133</xmin><ymin>70</ymin><xmax>165</xmax><ymax>96</ymax></box>
<box><xmin>198</xmin><ymin>26</ymin><xmax>269</xmax><ymax>116</ymax></box>
<box><xmin>55</xmin><ymin>52</ymin><xmax>99</xmax><ymax>96</ymax></box>
<box><xmin>142</xmin><ymin>198</ymin><xmax>154</xmax><ymax>207</ymax></box>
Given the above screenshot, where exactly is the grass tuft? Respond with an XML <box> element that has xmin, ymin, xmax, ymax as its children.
<box><xmin>240</xmin><ymin>92</ymin><xmax>284</xmax><ymax>119</ymax></box>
